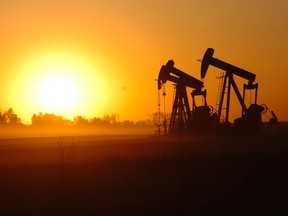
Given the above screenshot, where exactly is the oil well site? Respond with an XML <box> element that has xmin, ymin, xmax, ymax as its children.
<box><xmin>1</xmin><ymin>48</ymin><xmax>288</xmax><ymax>216</ymax></box>
<box><xmin>156</xmin><ymin>47</ymin><xmax>286</xmax><ymax>136</ymax></box>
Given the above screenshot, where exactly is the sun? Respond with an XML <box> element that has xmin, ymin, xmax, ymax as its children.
<box><xmin>37</xmin><ymin>74</ymin><xmax>80</xmax><ymax>113</ymax></box>
<box><xmin>11</xmin><ymin>52</ymin><xmax>108</xmax><ymax>123</ymax></box>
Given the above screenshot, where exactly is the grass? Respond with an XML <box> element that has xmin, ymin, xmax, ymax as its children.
<box><xmin>0</xmin><ymin>133</ymin><xmax>287</xmax><ymax>215</ymax></box>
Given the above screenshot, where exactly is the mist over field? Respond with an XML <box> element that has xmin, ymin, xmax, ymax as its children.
<box><xmin>0</xmin><ymin>124</ymin><xmax>155</xmax><ymax>139</ymax></box>
<box><xmin>0</xmin><ymin>109</ymin><xmax>157</xmax><ymax>138</ymax></box>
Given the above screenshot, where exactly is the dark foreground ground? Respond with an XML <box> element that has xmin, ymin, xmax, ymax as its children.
<box><xmin>0</xmin><ymin>133</ymin><xmax>287</xmax><ymax>216</ymax></box>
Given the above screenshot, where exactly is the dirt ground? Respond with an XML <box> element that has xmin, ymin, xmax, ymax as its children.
<box><xmin>0</xmin><ymin>133</ymin><xmax>287</xmax><ymax>216</ymax></box>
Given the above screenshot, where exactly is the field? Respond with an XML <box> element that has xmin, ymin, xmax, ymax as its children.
<box><xmin>0</xmin><ymin>133</ymin><xmax>287</xmax><ymax>215</ymax></box>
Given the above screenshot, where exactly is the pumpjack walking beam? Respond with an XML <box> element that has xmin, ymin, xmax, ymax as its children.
<box><xmin>201</xmin><ymin>48</ymin><xmax>256</xmax><ymax>84</ymax></box>
<box><xmin>201</xmin><ymin>48</ymin><xmax>258</xmax><ymax>124</ymax></box>
<box><xmin>158</xmin><ymin>60</ymin><xmax>203</xmax><ymax>91</ymax></box>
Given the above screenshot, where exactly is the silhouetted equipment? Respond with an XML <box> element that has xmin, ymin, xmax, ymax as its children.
<box><xmin>158</xmin><ymin>60</ymin><xmax>203</xmax><ymax>90</ymax></box>
<box><xmin>261</xmin><ymin>104</ymin><xmax>278</xmax><ymax>123</ymax></box>
<box><xmin>201</xmin><ymin>48</ymin><xmax>256</xmax><ymax>83</ymax></box>
<box><xmin>201</xmin><ymin>48</ymin><xmax>262</xmax><ymax>132</ymax></box>
<box><xmin>156</xmin><ymin>48</ymin><xmax>281</xmax><ymax>135</ymax></box>
<box><xmin>158</xmin><ymin>60</ymin><xmax>214</xmax><ymax>134</ymax></box>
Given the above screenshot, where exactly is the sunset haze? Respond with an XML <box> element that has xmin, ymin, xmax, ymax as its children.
<box><xmin>1</xmin><ymin>0</ymin><xmax>287</xmax><ymax>124</ymax></box>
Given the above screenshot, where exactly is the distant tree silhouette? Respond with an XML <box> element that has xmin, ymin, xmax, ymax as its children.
<box><xmin>28</xmin><ymin>112</ymin><xmax>156</xmax><ymax>131</ymax></box>
<box><xmin>73</xmin><ymin>115</ymin><xmax>89</xmax><ymax>126</ymax></box>
<box><xmin>89</xmin><ymin>114</ymin><xmax>119</xmax><ymax>127</ymax></box>
<box><xmin>0</xmin><ymin>112</ymin><xmax>6</xmax><ymax>124</ymax></box>
<box><xmin>90</xmin><ymin>117</ymin><xmax>103</xmax><ymax>125</ymax></box>
<box><xmin>102</xmin><ymin>114</ymin><xmax>119</xmax><ymax>125</ymax></box>
<box><xmin>0</xmin><ymin>108</ymin><xmax>21</xmax><ymax>124</ymax></box>
<box><xmin>148</xmin><ymin>111</ymin><xmax>170</xmax><ymax>126</ymax></box>
<box><xmin>31</xmin><ymin>113</ymin><xmax>39</xmax><ymax>125</ymax></box>
<box><xmin>31</xmin><ymin>112</ymin><xmax>71</xmax><ymax>126</ymax></box>
<box><xmin>121</xmin><ymin>120</ymin><xmax>134</xmax><ymax>126</ymax></box>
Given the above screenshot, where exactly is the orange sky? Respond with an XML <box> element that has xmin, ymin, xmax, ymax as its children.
<box><xmin>0</xmin><ymin>0</ymin><xmax>287</xmax><ymax>124</ymax></box>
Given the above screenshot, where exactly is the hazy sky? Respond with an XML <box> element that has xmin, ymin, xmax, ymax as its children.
<box><xmin>1</xmin><ymin>0</ymin><xmax>287</xmax><ymax>123</ymax></box>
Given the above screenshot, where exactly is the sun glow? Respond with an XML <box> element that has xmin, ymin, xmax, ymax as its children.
<box><xmin>11</xmin><ymin>52</ymin><xmax>108</xmax><ymax>123</ymax></box>
<box><xmin>37</xmin><ymin>74</ymin><xmax>80</xmax><ymax>113</ymax></box>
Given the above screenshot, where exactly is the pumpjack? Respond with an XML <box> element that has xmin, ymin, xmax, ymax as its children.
<box><xmin>158</xmin><ymin>60</ymin><xmax>215</xmax><ymax>134</ymax></box>
<box><xmin>156</xmin><ymin>48</ymin><xmax>281</xmax><ymax>135</ymax></box>
<box><xmin>201</xmin><ymin>48</ymin><xmax>272</xmax><ymax>132</ymax></box>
